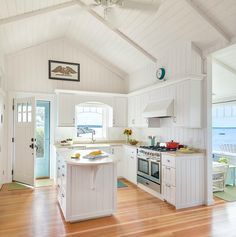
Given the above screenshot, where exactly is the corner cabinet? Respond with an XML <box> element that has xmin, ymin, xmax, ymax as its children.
<box><xmin>162</xmin><ymin>153</ymin><xmax>205</xmax><ymax>209</ymax></box>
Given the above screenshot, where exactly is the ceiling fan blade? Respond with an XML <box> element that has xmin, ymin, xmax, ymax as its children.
<box><xmin>122</xmin><ymin>0</ymin><xmax>161</xmax><ymax>11</ymax></box>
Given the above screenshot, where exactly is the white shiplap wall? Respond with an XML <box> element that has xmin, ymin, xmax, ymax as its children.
<box><xmin>128</xmin><ymin>42</ymin><xmax>202</xmax><ymax>92</ymax></box>
<box><xmin>5</xmin><ymin>38</ymin><xmax>126</xmax><ymax>94</ymax></box>
<box><xmin>127</xmin><ymin>43</ymin><xmax>205</xmax><ymax>149</ymax></box>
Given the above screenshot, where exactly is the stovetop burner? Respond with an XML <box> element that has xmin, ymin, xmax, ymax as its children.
<box><xmin>139</xmin><ymin>146</ymin><xmax>177</xmax><ymax>152</ymax></box>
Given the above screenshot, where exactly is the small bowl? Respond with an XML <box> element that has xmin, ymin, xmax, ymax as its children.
<box><xmin>129</xmin><ymin>140</ymin><xmax>139</xmax><ymax>146</ymax></box>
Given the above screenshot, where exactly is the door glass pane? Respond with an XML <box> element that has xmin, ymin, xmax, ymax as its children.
<box><xmin>17</xmin><ymin>103</ymin><xmax>22</xmax><ymax>122</ymax></box>
<box><xmin>35</xmin><ymin>101</ymin><xmax>50</xmax><ymax>179</ymax></box>
<box><xmin>22</xmin><ymin>103</ymin><xmax>27</xmax><ymax>122</ymax></box>
<box><xmin>151</xmin><ymin>162</ymin><xmax>159</xmax><ymax>179</ymax></box>
<box><xmin>36</xmin><ymin>106</ymin><xmax>45</xmax><ymax>158</ymax></box>
<box><xmin>27</xmin><ymin>103</ymin><xmax>32</xmax><ymax>122</ymax></box>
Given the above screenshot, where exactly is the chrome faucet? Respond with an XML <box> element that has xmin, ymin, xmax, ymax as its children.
<box><xmin>91</xmin><ymin>130</ymin><xmax>96</xmax><ymax>144</ymax></box>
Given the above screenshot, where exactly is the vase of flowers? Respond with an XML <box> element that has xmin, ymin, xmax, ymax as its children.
<box><xmin>123</xmin><ymin>129</ymin><xmax>132</xmax><ymax>143</ymax></box>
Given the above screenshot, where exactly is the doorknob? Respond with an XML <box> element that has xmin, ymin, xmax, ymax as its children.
<box><xmin>29</xmin><ymin>143</ymin><xmax>34</xmax><ymax>149</ymax></box>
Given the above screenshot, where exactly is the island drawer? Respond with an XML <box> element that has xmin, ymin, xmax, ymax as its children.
<box><xmin>162</xmin><ymin>155</ymin><xmax>175</xmax><ymax>168</ymax></box>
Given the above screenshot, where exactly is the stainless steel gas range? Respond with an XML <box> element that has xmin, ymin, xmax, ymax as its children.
<box><xmin>137</xmin><ymin>146</ymin><xmax>177</xmax><ymax>194</ymax></box>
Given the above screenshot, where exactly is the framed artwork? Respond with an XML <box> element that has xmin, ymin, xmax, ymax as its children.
<box><xmin>48</xmin><ymin>60</ymin><xmax>80</xmax><ymax>82</ymax></box>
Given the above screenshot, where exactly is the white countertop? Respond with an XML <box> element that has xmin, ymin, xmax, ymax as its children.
<box><xmin>54</xmin><ymin>141</ymin><xmax>139</xmax><ymax>149</ymax></box>
<box><xmin>64</xmin><ymin>149</ymin><xmax>114</xmax><ymax>166</ymax></box>
<box><xmin>164</xmin><ymin>151</ymin><xmax>205</xmax><ymax>157</ymax></box>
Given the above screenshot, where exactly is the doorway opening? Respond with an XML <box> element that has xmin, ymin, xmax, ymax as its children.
<box><xmin>212</xmin><ymin>44</ymin><xmax>236</xmax><ymax>202</ymax></box>
<box><xmin>35</xmin><ymin>101</ymin><xmax>53</xmax><ymax>187</ymax></box>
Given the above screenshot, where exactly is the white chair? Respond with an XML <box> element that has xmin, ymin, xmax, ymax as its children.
<box><xmin>212</xmin><ymin>162</ymin><xmax>229</xmax><ymax>192</ymax></box>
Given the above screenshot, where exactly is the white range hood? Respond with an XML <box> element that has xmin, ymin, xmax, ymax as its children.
<box><xmin>142</xmin><ymin>99</ymin><xmax>174</xmax><ymax>118</ymax></box>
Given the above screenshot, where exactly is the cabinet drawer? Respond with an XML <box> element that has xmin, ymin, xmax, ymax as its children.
<box><xmin>162</xmin><ymin>156</ymin><xmax>175</xmax><ymax>168</ymax></box>
<box><xmin>162</xmin><ymin>166</ymin><xmax>176</xmax><ymax>187</ymax></box>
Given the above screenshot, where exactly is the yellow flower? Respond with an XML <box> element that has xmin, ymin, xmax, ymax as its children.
<box><xmin>124</xmin><ymin>129</ymin><xmax>132</xmax><ymax>136</ymax></box>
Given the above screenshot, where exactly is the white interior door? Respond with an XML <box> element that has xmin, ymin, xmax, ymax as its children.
<box><xmin>13</xmin><ymin>97</ymin><xmax>36</xmax><ymax>186</ymax></box>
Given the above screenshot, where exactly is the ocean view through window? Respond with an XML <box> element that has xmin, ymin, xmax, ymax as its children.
<box><xmin>75</xmin><ymin>103</ymin><xmax>111</xmax><ymax>139</ymax></box>
<box><xmin>212</xmin><ymin>101</ymin><xmax>236</xmax><ymax>153</ymax></box>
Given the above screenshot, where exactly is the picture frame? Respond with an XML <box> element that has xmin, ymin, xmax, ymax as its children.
<box><xmin>48</xmin><ymin>60</ymin><xmax>80</xmax><ymax>82</ymax></box>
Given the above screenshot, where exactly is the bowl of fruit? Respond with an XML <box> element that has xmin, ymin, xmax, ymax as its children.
<box><xmin>129</xmin><ymin>139</ymin><xmax>139</xmax><ymax>146</ymax></box>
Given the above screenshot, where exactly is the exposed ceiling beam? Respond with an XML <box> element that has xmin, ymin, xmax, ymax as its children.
<box><xmin>76</xmin><ymin>0</ymin><xmax>157</xmax><ymax>64</ymax></box>
<box><xmin>213</xmin><ymin>58</ymin><xmax>236</xmax><ymax>76</ymax></box>
<box><xmin>0</xmin><ymin>0</ymin><xmax>78</xmax><ymax>25</ymax></box>
<box><xmin>184</xmin><ymin>0</ymin><xmax>231</xmax><ymax>43</ymax></box>
<box><xmin>0</xmin><ymin>0</ymin><xmax>158</xmax><ymax>64</ymax></box>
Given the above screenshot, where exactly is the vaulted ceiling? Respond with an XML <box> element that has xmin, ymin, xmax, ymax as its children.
<box><xmin>0</xmin><ymin>0</ymin><xmax>236</xmax><ymax>75</ymax></box>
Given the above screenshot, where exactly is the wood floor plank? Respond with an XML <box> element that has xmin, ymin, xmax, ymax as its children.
<box><xmin>0</xmin><ymin>179</ymin><xmax>230</xmax><ymax>237</ymax></box>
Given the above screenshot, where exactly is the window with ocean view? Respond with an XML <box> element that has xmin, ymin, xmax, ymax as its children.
<box><xmin>212</xmin><ymin>101</ymin><xmax>236</xmax><ymax>153</ymax></box>
<box><xmin>75</xmin><ymin>103</ymin><xmax>111</xmax><ymax>139</ymax></box>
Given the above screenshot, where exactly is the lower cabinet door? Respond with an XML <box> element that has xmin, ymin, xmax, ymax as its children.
<box><xmin>127</xmin><ymin>155</ymin><xmax>137</xmax><ymax>184</ymax></box>
<box><xmin>163</xmin><ymin>183</ymin><xmax>176</xmax><ymax>206</ymax></box>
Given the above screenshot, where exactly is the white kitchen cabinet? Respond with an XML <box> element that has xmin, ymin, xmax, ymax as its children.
<box><xmin>127</xmin><ymin>78</ymin><xmax>202</xmax><ymax>129</ymax></box>
<box><xmin>123</xmin><ymin>145</ymin><xmax>137</xmax><ymax>185</ymax></box>
<box><xmin>57</xmin><ymin>92</ymin><xmax>127</xmax><ymax>128</ymax></box>
<box><xmin>128</xmin><ymin>94</ymin><xmax>149</xmax><ymax>128</ymax></box>
<box><xmin>57</xmin><ymin>93</ymin><xmax>76</xmax><ymax>127</ymax></box>
<box><xmin>162</xmin><ymin>153</ymin><xmax>205</xmax><ymax>209</ymax></box>
<box><xmin>111</xmin><ymin>146</ymin><xmax>124</xmax><ymax>178</ymax></box>
<box><xmin>112</xmin><ymin>97</ymin><xmax>127</xmax><ymax>127</ymax></box>
<box><xmin>174</xmin><ymin>79</ymin><xmax>202</xmax><ymax>128</ymax></box>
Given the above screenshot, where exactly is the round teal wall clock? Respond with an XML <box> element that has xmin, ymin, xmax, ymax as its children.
<box><xmin>156</xmin><ymin>68</ymin><xmax>166</xmax><ymax>80</ymax></box>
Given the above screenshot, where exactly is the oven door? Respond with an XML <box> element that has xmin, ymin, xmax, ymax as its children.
<box><xmin>137</xmin><ymin>157</ymin><xmax>149</xmax><ymax>179</ymax></box>
<box><xmin>149</xmin><ymin>161</ymin><xmax>160</xmax><ymax>184</ymax></box>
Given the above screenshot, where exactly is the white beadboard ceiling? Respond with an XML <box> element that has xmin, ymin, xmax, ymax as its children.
<box><xmin>212</xmin><ymin>43</ymin><xmax>236</xmax><ymax>101</ymax></box>
<box><xmin>0</xmin><ymin>0</ymin><xmax>236</xmax><ymax>75</ymax></box>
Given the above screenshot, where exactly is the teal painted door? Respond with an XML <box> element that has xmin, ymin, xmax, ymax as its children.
<box><xmin>35</xmin><ymin>101</ymin><xmax>50</xmax><ymax>178</ymax></box>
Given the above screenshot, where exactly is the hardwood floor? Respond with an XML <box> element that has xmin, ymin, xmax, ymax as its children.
<box><xmin>0</xmin><ymin>179</ymin><xmax>232</xmax><ymax>237</ymax></box>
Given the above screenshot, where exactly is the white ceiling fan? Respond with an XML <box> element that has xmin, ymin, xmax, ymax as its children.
<box><xmin>89</xmin><ymin>0</ymin><xmax>162</xmax><ymax>26</ymax></box>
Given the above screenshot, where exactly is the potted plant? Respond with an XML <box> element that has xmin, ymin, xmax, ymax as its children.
<box><xmin>123</xmin><ymin>129</ymin><xmax>132</xmax><ymax>143</ymax></box>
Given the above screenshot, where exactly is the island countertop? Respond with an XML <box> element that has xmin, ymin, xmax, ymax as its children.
<box><xmin>63</xmin><ymin>149</ymin><xmax>114</xmax><ymax>166</ymax></box>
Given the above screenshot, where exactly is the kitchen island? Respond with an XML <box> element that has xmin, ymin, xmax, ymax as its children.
<box><xmin>56</xmin><ymin>149</ymin><xmax>117</xmax><ymax>222</ymax></box>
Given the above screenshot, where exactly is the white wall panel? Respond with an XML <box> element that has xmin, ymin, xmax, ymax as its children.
<box><xmin>128</xmin><ymin>42</ymin><xmax>202</xmax><ymax>92</ymax></box>
<box><xmin>5</xmin><ymin>38</ymin><xmax>126</xmax><ymax>94</ymax></box>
